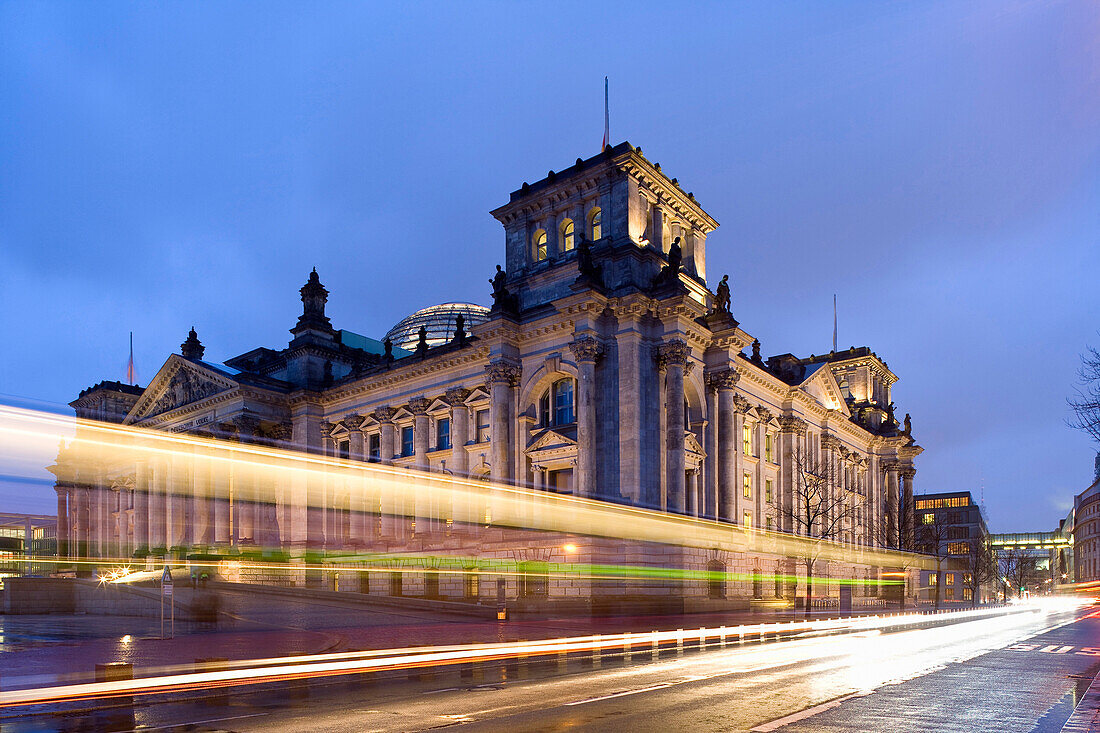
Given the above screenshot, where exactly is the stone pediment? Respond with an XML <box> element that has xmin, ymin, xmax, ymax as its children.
<box><xmin>684</xmin><ymin>431</ymin><xmax>705</xmax><ymax>457</ymax></box>
<box><xmin>798</xmin><ymin>365</ymin><xmax>851</xmax><ymax>416</ymax></box>
<box><xmin>526</xmin><ymin>428</ymin><xmax>577</xmax><ymax>453</ymax></box>
<box><xmin>127</xmin><ymin>356</ymin><xmax>238</xmax><ymax>422</ymax></box>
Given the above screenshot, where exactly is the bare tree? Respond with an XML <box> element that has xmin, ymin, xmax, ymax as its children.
<box><xmin>1068</xmin><ymin>341</ymin><xmax>1100</xmax><ymax>445</ymax></box>
<box><xmin>779</xmin><ymin>446</ymin><xmax>861</xmax><ymax>616</ymax></box>
<box><xmin>999</xmin><ymin>546</ymin><xmax>1041</xmax><ymax>600</ymax></box>
<box><xmin>964</xmin><ymin>539</ymin><xmax>997</xmax><ymax>607</ymax></box>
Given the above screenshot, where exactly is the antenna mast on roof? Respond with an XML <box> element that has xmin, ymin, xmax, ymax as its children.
<box><xmin>125</xmin><ymin>332</ymin><xmax>136</xmax><ymax>385</ymax></box>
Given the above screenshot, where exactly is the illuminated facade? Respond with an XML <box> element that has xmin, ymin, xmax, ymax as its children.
<box><xmin>53</xmin><ymin>142</ymin><xmax>923</xmax><ymax>606</ymax></box>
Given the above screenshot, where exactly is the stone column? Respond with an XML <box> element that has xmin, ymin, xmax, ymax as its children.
<box><xmin>55</xmin><ymin>486</ymin><xmax>70</xmax><ymax>558</ymax></box>
<box><xmin>374</xmin><ymin>407</ymin><xmax>398</xmax><ymax>538</ymax></box>
<box><xmin>883</xmin><ymin>461</ymin><xmax>900</xmax><ymax>548</ymax></box>
<box><xmin>410</xmin><ymin>398</ymin><xmax>431</xmax><ymax>471</ymax></box>
<box><xmin>486</xmin><ymin>361</ymin><xmax>521</xmax><ymax>483</ymax></box>
<box><xmin>703</xmin><ymin>382</ymin><xmax>718</xmax><ymax>519</ymax></box>
<box><xmin>446</xmin><ymin>388</ymin><xmax>471</xmax><ymax>477</ymax></box>
<box><xmin>900</xmin><ymin>467</ymin><xmax>915</xmax><ymax>551</ymax></box>
<box><xmin>657</xmin><ymin>340</ymin><xmax>691</xmax><ymax>514</ymax></box>
<box><xmin>344</xmin><ymin>415</ymin><xmax>367</xmax><ymax>546</ymax></box>
<box><xmin>652</xmin><ymin>203</ymin><xmax>664</xmax><ymax>250</ymax></box>
<box><xmin>709</xmin><ymin>370</ymin><xmax>739</xmax><ymax>522</ymax></box>
<box><xmin>569</xmin><ymin>335</ymin><xmax>604</xmax><ymax>498</ymax></box>
<box><xmin>320</xmin><ymin>420</ymin><xmax>339</xmax><ymax>548</ymax></box>
<box><xmin>614</xmin><ymin>314</ymin><xmax>646</xmax><ymax>505</ymax></box>
<box><xmin>778</xmin><ymin>416</ymin><xmax>807</xmax><ymax>534</ymax></box>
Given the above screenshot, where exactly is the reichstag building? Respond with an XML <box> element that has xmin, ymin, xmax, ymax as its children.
<box><xmin>53</xmin><ymin>142</ymin><xmax>923</xmax><ymax>609</ymax></box>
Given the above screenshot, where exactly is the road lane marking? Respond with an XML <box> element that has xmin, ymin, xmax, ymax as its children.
<box><xmin>750</xmin><ymin>692</ymin><xmax>872</xmax><ymax>732</ymax></box>
<box><xmin>136</xmin><ymin>712</ymin><xmax>269</xmax><ymax>731</ymax></box>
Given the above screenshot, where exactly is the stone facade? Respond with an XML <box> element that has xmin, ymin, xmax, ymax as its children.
<box><xmin>52</xmin><ymin>142</ymin><xmax>922</xmax><ymax>606</ymax></box>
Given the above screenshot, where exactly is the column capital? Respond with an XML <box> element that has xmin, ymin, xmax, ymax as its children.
<box><xmin>340</xmin><ymin>413</ymin><xmax>367</xmax><ymax>432</ymax></box>
<box><xmin>373</xmin><ymin>406</ymin><xmax>398</xmax><ymax>424</ymax></box>
<box><xmin>408</xmin><ymin>397</ymin><xmax>431</xmax><ymax>415</ymax></box>
<box><xmin>655</xmin><ymin>339</ymin><xmax>691</xmax><ymax>371</ymax></box>
<box><xmin>778</xmin><ymin>415</ymin><xmax>808</xmax><ymax>435</ymax></box>
<box><xmin>899</xmin><ymin>466</ymin><xmax>916</xmax><ymax>480</ymax></box>
<box><xmin>881</xmin><ymin>460</ymin><xmax>901</xmax><ymax>473</ymax></box>
<box><xmin>756</xmin><ymin>407</ymin><xmax>774</xmax><ymax>424</ymax></box>
<box><xmin>485</xmin><ymin>361</ymin><xmax>521</xmax><ymax>386</ymax></box>
<box><xmin>569</xmin><ymin>335</ymin><xmax>605</xmax><ymax>363</ymax></box>
<box><xmin>705</xmin><ymin>369</ymin><xmax>739</xmax><ymax>392</ymax></box>
<box><xmin>732</xmin><ymin>394</ymin><xmax>752</xmax><ymax>414</ymax></box>
<box><xmin>269</xmin><ymin>422</ymin><xmax>292</xmax><ymax>441</ymax></box>
<box><xmin>444</xmin><ymin>387</ymin><xmax>471</xmax><ymax>406</ymax></box>
<box><xmin>320</xmin><ymin>421</ymin><xmax>339</xmax><ymax>439</ymax></box>
<box><xmin>821</xmin><ymin>432</ymin><xmax>842</xmax><ymax>451</ymax></box>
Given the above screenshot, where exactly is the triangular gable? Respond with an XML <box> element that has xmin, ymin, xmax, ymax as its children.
<box><xmin>798</xmin><ymin>364</ymin><xmax>851</xmax><ymax>416</ymax></box>
<box><xmin>526</xmin><ymin>428</ymin><xmax>577</xmax><ymax>452</ymax></box>
<box><xmin>684</xmin><ymin>431</ymin><xmax>706</xmax><ymax>457</ymax></box>
<box><xmin>125</xmin><ymin>355</ymin><xmax>238</xmax><ymax>423</ymax></box>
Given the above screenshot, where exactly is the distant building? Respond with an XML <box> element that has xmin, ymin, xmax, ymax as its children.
<box><xmin>0</xmin><ymin>512</ymin><xmax>57</xmax><ymax>583</ymax></box>
<box><xmin>912</xmin><ymin>491</ymin><xmax>991</xmax><ymax>604</ymax></box>
<box><xmin>1074</xmin><ymin>459</ymin><xmax>1100</xmax><ymax>583</ymax></box>
<box><xmin>51</xmin><ymin>142</ymin><xmax>924</xmax><ymax>608</ymax></box>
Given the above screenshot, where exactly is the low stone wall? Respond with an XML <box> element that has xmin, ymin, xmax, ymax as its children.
<box><xmin>4</xmin><ymin>577</ymin><xmax>203</xmax><ymax>619</ymax></box>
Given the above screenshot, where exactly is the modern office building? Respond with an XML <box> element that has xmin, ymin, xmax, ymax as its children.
<box><xmin>912</xmin><ymin>491</ymin><xmax>991</xmax><ymax>604</ymax></box>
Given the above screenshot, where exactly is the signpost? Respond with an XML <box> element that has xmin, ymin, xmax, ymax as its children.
<box><xmin>161</xmin><ymin>566</ymin><xmax>175</xmax><ymax>639</ymax></box>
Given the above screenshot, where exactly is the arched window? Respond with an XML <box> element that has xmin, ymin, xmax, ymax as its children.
<box><xmin>839</xmin><ymin>378</ymin><xmax>851</xmax><ymax>401</ymax></box>
<box><xmin>560</xmin><ymin>219</ymin><xmax>575</xmax><ymax>252</ymax></box>
<box><xmin>533</xmin><ymin>230</ymin><xmax>548</xmax><ymax>262</ymax></box>
<box><xmin>589</xmin><ymin>208</ymin><xmax>602</xmax><ymax>240</ymax></box>
<box><xmin>538</xmin><ymin>377</ymin><xmax>576</xmax><ymax>428</ymax></box>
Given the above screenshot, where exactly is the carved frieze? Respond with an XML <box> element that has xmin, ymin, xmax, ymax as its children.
<box><xmin>147</xmin><ymin>367</ymin><xmax>225</xmax><ymax>417</ymax></box>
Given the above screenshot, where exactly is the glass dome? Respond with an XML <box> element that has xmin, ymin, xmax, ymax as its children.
<box><xmin>384</xmin><ymin>303</ymin><xmax>491</xmax><ymax>351</ymax></box>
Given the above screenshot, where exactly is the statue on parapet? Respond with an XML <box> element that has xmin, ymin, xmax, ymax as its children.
<box><xmin>490</xmin><ymin>264</ymin><xmax>517</xmax><ymax>312</ymax></box>
<box><xmin>651</xmin><ymin>236</ymin><xmax>684</xmax><ymax>290</ymax></box>
<box><xmin>714</xmin><ymin>275</ymin><xmax>731</xmax><ymax>314</ymax></box>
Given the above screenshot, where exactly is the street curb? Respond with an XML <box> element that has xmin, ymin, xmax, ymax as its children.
<box><xmin>1062</xmin><ymin>669</ymin><xmax>1100</xmax><ymax>732</ymax></box>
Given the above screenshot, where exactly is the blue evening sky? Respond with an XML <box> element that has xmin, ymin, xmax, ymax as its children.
<box><xmin>1</xmin><ymin>2</ymin><xmax>1098</xmax><ymax>531</ymax></box>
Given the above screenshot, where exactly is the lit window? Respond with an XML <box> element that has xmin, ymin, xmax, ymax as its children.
<box><xmin>476</xmin><ymin>409</ymin><xmax>490</xmax><ymax>443</ymax></box>
<box><xmin>553</xmin><ymin>378</ymin><xmax>574</xmax><ymax>425</ymax></box>
<box><xmin>743</xmin><ymin>424</ymin><xmax>752</xmax><ymax>455</ymax></box>
<box><xmin>765</xmin><ymin>479</ymin><xmax>773</xmax><ymax>503</ymax></box>
<box><xmin>743</xmin><ymin>511</ymin><xmax>752</xmax><ymax>528</ymax></box>
<box><xmin>765</xmin><ymin>433</ymin><xmax>773</xmax><ymax>462</ymax></box>
<box><xmin>922</xmin><ymin>513</ymin><xmax>934</xmax><ymax>524</ymax></box>
<box><xmin>561</xmin><ymin>219</ymin><xmax>575</xmax><ymax>252</ymax></box>
<box><xmin>944</xmin><ymin>573</ymin><xmax>954</xmax><ymax>585</ymax></box>
<box><xmin>589</xmin><ymin>208</ymin><xmax>602</xmax><ymax>240</ymax></box>
<box><xmin>401</xmin><ymin>426</ymin><xmax>414</xmax><ymax>457</ymax></box>
<box><xmin>534</xmin><ymin>230</ymin><xmax>548</xmax><ymax>262</ymax></box>
<box><xmin>436</xmin><ymin>417</ymin><xmax>451</xmax><ymax>451</ymax></box>
<box><xmin>743</xmin><ymin>473</ymin><xmax>752</xmax><ymax>499</ymax></box>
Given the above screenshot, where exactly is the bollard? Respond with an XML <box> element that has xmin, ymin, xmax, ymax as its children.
<box><xmin>623</xmin><ymin>632</ymin><xmax>632</xmax><ymax>663</ymax></box>
<box><xmin>720</xmin><ymin>625</ymin><xmax>727</xmax><ymax>648</ymax></box>
<box><xmin>651</xmin><ymin>632</ymin><xmax>659</xmax><ymax>661</ymax></box>
<box><xmin>698</xmin><ymin>627</ymin><xmax>706</xmax><ymax>651</ymax></box>
<box><xmin>676</xmin><ymin>629</ymin><xmax>684</xmax><ymax>657</ymax></box>
<box><xmin>592</xmin><ymin>635</ymin><xmax>601</xmax><ymax>669</ymax></box>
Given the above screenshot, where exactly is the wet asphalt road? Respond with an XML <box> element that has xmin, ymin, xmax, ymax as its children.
<box><xmin>8</xmin><ymin>603</ymin><xmax>1099</xmax><ymax>732</ymax></box>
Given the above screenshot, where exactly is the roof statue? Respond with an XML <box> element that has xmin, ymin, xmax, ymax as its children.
<box><xmin>714</xmin><ymin>275</ymin><xmax>731</xmax><ymax>314</ymax></box>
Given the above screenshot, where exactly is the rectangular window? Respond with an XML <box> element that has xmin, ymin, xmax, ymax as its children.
<box><xmin>554</xmin><ymin>380</ymin><xmax>575</xmax><ymax>425</ymax></box>
<box><xmin>743</xmin><ymin>424</ymin><xmax>752</xmax><ymax>455</ymax></box>
<box><xmin>337</xmin><ymin>439</ymin><xmax>350</xmax><ymax>460</ymax></box>
<box><xmin>476</xmin><ymin>409</ymin><xmax>490</xmax><ymax>443</ymax></box>
<box><xmin>743</xmin><ymin>511</ymin><xmax>752</xmax><ymax>529</ymax></box>
<box><xmin>765</xmin><ymin>433</ymin><xmax>773</xmax><ymax>462</ymax></box>
<box><xmin>922</xmin><ymin>512</ymin><xmax>934</xmax><ymax>524</ymax></box>
<box><xmin>765</xmin><ymin>479</ymin><xmax>773</xmax><ymax>503</ymax></box>
<box><xmin>401</xmin><ymin>426</ymin><xmax>414</xmax><ymax>457</ymax></box>
<box><xmin>963</xmin><ymin>588</ymin><xmax>973</xmax><ymax>601</ymax></box>
<box><xmin>945</xmin><ymin>573</ymin><xmax>954</xmax><ymax>586</ymax></box>
<box><xmin>929</xmin><ymin>573</ymin><xmax>938</xmax><ymax>587</ymax></box>
<box><xmin>368</xmin><ymin>433</ymin><xmax>381</xmax><ymax>462</ymax></box>
<box><xmin>743</xmin><ymin>473</ymin><xmax>752</xmax><ymax>499</ymax></box>
<box><xmin>765</xmin><ymin>516</ymin><xmax>773</xmax><ymax>531</ymax></box>
<box><xmin>436</xmin><ymin>417</ymin><xmax>451</xmax><ymax>450</ymax></box>
<box><xmin>946</xmin><ymin>586</ymin><xmax>955</xmax><ymax>600</ymax></box>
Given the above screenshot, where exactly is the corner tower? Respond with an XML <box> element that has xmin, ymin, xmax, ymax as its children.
<box><xmin>490</xmin><ymin>142</ymin><xmax>719</xmax><ymax>313</ymax></box>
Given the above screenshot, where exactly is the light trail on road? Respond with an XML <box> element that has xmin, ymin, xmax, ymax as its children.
<box><xmin>0</xmin><ymin>602</ymin><xmax>1063</xmax><ymax>708</ymax></box>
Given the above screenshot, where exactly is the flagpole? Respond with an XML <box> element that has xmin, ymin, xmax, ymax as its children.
<box><xmin>832</xmin><ymin>295</ymin><xmax>837</xmax><ymax>354</ymax></box>
<box><xmin>602</xmin><ymin>76</ymin><xmax>609</xmax><ymax>150</ymax></box>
